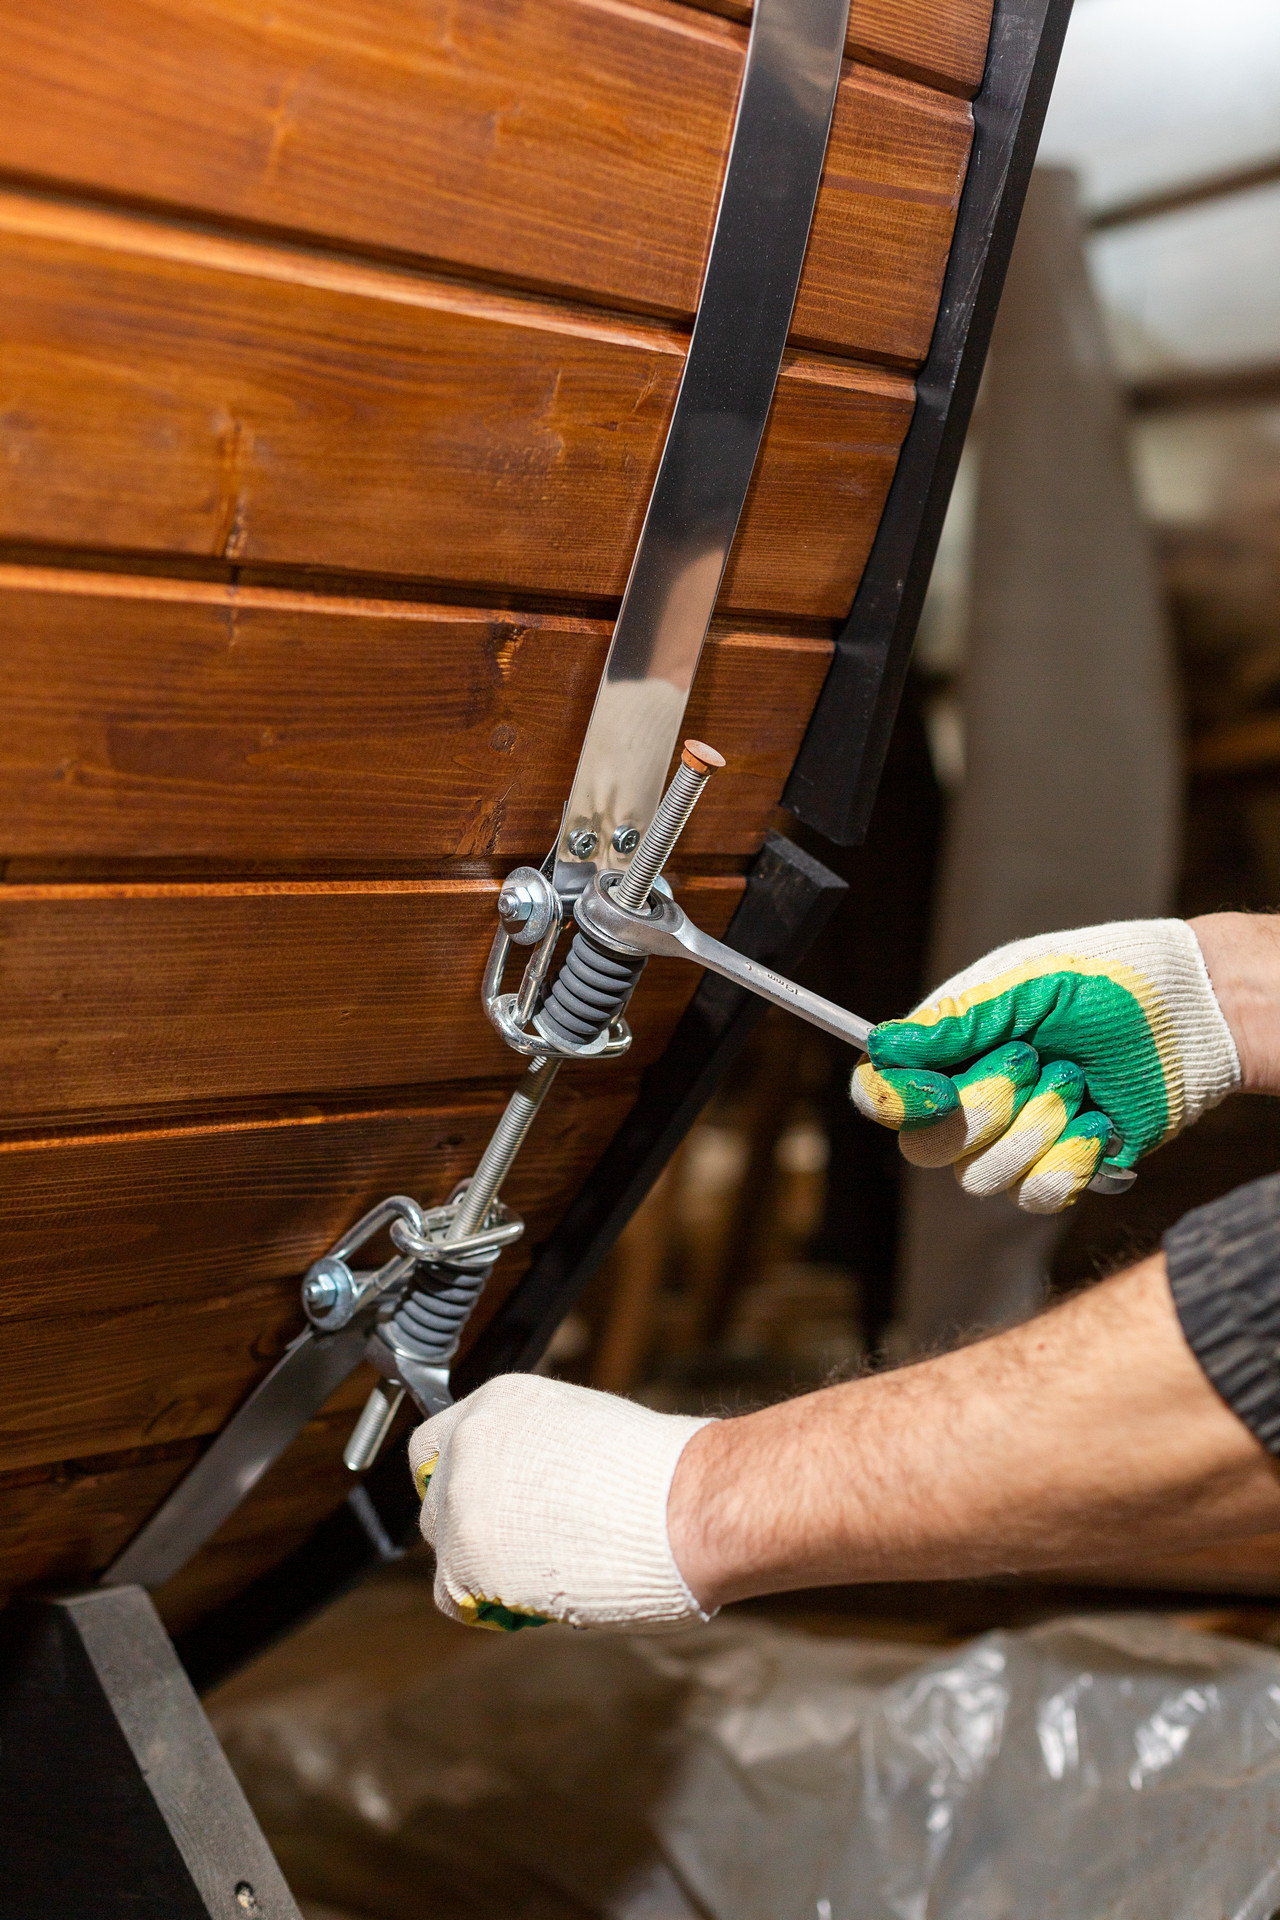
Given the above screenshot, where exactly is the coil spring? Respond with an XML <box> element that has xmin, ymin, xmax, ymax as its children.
<box><xmin>387</xmin><ymin>1263</ymin><xmax>489</xmax><ymax>1366</ymax></box>
<box><xmin>536</xmin><ymin>929</ymin><xmax>645</xmax><ymax>1048</ymax></box>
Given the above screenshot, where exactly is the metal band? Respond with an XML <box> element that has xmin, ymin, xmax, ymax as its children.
<box><xmin>552</xmin><ymin>0</ymin><xmax>853</xmax><ymax>893</ymax></box>
<box><xmin>103</xmin><ymin>1323</ymin><xmax>369</xmax><ymax>1592</ymax></box>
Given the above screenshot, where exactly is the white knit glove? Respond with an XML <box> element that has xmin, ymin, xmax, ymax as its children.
<box><xmin>409</xmin><ymin>1375</ymin><xmax>715</xmax><ymax>1633</ymax></box>
<box><xmin>852</xmin><ymin>920</ymin><xmax>1240</xmax><ymax>1212</ymax></box>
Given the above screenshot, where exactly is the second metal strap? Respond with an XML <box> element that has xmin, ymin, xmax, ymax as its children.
<box><xmin>552</xmin><ymin>0</ymin><xmax>854</xmax><ymax>893</ymax></box>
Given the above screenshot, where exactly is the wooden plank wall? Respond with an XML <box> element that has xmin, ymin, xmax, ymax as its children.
<box><xmin>0</xmin><ymin>0</ymin><xmax>990</xmax><ymax>1628</ymax></box>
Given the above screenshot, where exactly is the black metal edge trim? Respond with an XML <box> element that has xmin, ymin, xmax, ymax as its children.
<box><xmin>178</xmin><ymin>831</ymin><xmax>847</xmax><ymax>1692</ymax></box>
<box><xmin>782</xmin><ymin>0</ymin><xmax>1076</xmax><ymax>845</ymax></box>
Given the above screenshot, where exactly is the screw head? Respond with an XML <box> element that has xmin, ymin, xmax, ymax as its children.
<box><xmin>611</xmin><ymin>824</ymin><xmax>641</xmax><ymax>855</ymax></box>
<box><xmin>566</xmin><ymin>827</ymin><xmax>598</xmax><ymax>859</ymax></box>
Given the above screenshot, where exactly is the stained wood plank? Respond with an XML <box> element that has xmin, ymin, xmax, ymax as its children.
<box><xmin>151</xmin><ymin>1402</ymin><xmax>403</xmax><ymax>1636</ymax></box>
<box><xmin>0</xmin><ymin>1080</ymin><xmax>639</xmax><ymax>1472</ymax></box>
<box><xmin>0</xmin><ymin>873</ymin><xmax>741</xmax><ymax>1129</ymax></box>
<box><xmin>0</xmin><ymin>1404</ymin><xmax>385</xmax><ymax>1621</ymax></box>
<box><xmin>715</xmin><ymin>0</ymin><xmax>991</xmax><ymax>95</ymax></box>
<box><xmin>0</xmin><ymin>3</ymin><xmax>971</xmax><ymax>365</ymax></box>
<box><xmin>0</xmin><ymin>568</ymin><xmax>831</xmax><ymax>862</ymax></box>
<box><xmin>0</xmin><ymin>195</ymin><xmax>913</xmax><ymax>618</ymax></box>
<box><xmin>0</xmin><ymin>1445</ymin><xmax>196</xmax><ymax>1602</ymax></box>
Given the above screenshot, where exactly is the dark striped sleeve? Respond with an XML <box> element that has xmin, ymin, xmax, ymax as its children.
<box><xmin>1166</xmin><ymin>1171</ymin><xmax>1280</xmax><ymax>1455</ymax></box>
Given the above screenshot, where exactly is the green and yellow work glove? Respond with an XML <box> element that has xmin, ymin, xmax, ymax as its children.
<box><xmin>852</xmin><ymin>920</ymin><xmax>1240</xmax><ymax>1213</ymax></box>
<box><xmin>410</xmin><ymin>1375</ymin><xmax>715</xmax><ymax>1632</ymax></box>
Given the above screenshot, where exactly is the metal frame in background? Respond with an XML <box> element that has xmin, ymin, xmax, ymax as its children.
<box><xmin>178</xmin><ymin>0</ymin><xmax>1076</xmax><ymax>1688</ymax></box>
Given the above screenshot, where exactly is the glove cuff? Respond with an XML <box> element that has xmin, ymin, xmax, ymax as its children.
<box><xmin>584</xmin><ymin>1392</ymin><xmax>716</xmax><ymax>1631</ymax></box>
<box><xmin>1174</xmin><ymin>917</ymin><xmax>1242</xmax><ymax>1124</ymax></box>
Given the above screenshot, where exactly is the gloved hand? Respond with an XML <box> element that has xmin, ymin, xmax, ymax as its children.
<box><xmin>852</xmin><ymin>920</ymin><xmax>1239</xmax><ymax>1213</ymax></box>
<box><xmin>409</xmin><ymin>1374</ymin><xmax>714</xmax><ymax>1632</ymax></box>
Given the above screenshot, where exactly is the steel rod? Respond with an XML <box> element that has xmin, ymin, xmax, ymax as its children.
<box><xmin>616</xmin><ymin>740</ymin><xmax>725</xmax><ymax>911</ymax></box>
<box><xmin>446</xmin><ymin>1052</ymin><xmax>562</xmax><ymax>1241</ymax></box>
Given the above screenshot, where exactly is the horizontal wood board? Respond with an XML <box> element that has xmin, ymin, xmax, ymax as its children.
<box><xmin>151</xmin><ymin>1399</ymin><xmax>414</xmax><ymax>1635</ymax></box>
<box><xmin>702</xmin><ymin>0</ymin><xmax>992</xmax><ymax>93</ymax></box>
<box><xmin>0</xmin><ymin>196</ymin><xmax>914</xmax><ymax>616</ymax></box>
<box><xmin>0</xmin><ymin>569</ymin><xmax>830</xmax><ymax>861</ymax></box>
<box><xmin>0</xmin><ymin>1083</ymin><xmax>639</xmax><ymax>1481</ymax></box>
<box><xmin>0</xmin><ymin>0</ymin><xmax>986</xmax><ymax>1629</ymax></box>
<box><xmin>0</xmin><ymin>1400</ymin><xmax>412</xmax><ymax>1632</ymax></box>
<box><xmin>0</xmin><ymin>3</ymin><xmax>974</xmax><ymax>364</ymax></box>
<box><xmin>0</xmin><ymin>874</ymin><xmax>741</xmax><ymax>1130</ymax></box>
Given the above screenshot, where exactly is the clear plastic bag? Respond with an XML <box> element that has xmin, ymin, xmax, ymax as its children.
<box><xmin>215</xmin><ymin>1605</ymin><xmax>1280</xmax><ymax>1920</ymax></box>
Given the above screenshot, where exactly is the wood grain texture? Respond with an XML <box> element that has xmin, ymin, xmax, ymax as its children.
<box><xmin>709</xmin><ymin>0</ymin><xmax>991</xmax><ymax>94</ymax></box>
<box><xmin>0</xmin><ymin>874</ymin><xmax>741</xmax><ymax>1129</ymax></box>
<box><xmin>0</xmin><ymin>195</ymin><xmax>914</xmax><ymax>618</ymax></box>
<box><xmin>0</xmin><ymin>1445</ymin><xmax>196</xmax><ymax>1603</ymax></box>
<box><xmin>0</xmin><ymin>4</ymin><xmax>972</xmax><ymax>363</ymax></box>
<box><xmin>0</xmin><ymin>0</ymin><xmax>984</xmax><ymax>1628</ymax></box>
<box><xmin>0</xmin><ymin>1081</ymin><xmax>639</xmax><ymax>1475</ymax></box>
<box><xmin>0</xmin><ymin>568</ymin><xmax>831</xmax><ymax>862</ymax></box>
<box><xmin>0</xmin><ymin>1404</ymin><xmax>388</xmax><ymax>1625</ymax></box>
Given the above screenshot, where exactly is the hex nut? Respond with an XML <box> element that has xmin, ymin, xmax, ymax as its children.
<box><xmin>498</xmin><ymin>866</ymin><xmax>557</xmax><ymax>944</ymax></box>
<box><xmin>497</xmin><ymin>887</ymin><xmax>532</xmax><ymax>924</ymax></box>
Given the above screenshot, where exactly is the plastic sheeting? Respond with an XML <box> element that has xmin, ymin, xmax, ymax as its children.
<box><xmin>215</xmin><ymin>1610</ymin><xmax>1280</xmax><ymax>1920</ymax></box>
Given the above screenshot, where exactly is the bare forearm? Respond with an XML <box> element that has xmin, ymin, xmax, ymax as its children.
<box><xmin>668</xmin><ymin>1255</ymin><xmax>1280</xmax><ymax>1609</ymax></box>
<box><xmin>1190</xmin><ymin>911</ymin><xmax>1280</xmax><ymax>1095</ymax></box>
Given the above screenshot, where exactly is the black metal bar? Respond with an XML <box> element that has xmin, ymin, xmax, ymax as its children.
<box><xmin>177</xmin><ymin>831</ymin><xmax>846</xmax><ymax>1692</ymax></box>
<box><xmin>0</xmin><ymin>1584</ymin><xmax>299</xmax><ymax>1917</ymax></box>
<box><xmin>783</xmin><ymin>0</ymin><xmax>1076</xmax><ymax>846</ymax></box>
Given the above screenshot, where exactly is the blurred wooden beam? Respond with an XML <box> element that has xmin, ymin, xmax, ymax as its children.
<box><xmin>1128</xmin><ymin>361</ymin><xmax>1280</xmax><ymax>414</ymax></box>
<box><xmin>1091</xmin><ymin>153</ymin><xmax>1280</xmax><ymax>231</ymax></box>
<box><xmin>1191</xmin><ymin>713</ymin><xmax>1280</xmax><ymax>778</ymax></box>
<box><xmin>590</xmin><ymin>1158</ymin><xmax>682</xmax><ymax>1396</ymax></box>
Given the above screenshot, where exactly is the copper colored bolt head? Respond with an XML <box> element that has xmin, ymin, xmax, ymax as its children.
<box><xmin>681</xmin><ymin>739</ymin><xmax>726</xmax><ymax>775</ymax></box>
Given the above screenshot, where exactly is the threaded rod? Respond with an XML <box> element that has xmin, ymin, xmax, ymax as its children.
<box><xmin>616</xmin><ymin>739</ymin><xmax>725</xmax><ymax>911</ymax></box>
<box><xmin>446</xmin><ymin>1052</ymin><xmax>561</xmax><ymax>1241</ymax></box>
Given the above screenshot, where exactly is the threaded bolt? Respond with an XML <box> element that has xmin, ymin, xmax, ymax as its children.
<box><xmin>447</xmin><ymin>1053</ymin><xmax>561</xmax><ymax>1241</ymax></box>
<box><xmin>616</xmin><ymin>740</ymin><xmax>725</xmax><ymax>912</ymax></box>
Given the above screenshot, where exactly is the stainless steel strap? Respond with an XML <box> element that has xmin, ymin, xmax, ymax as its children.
<box><xmin>103</xmin><ymin>1323</ymin><xmax>369</xmax><ymax>1591</ymax></box>
<box><xmin>553</xmin><ymin>0</ymin><xmax>853</xmax><ymax>893</ymax></box>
